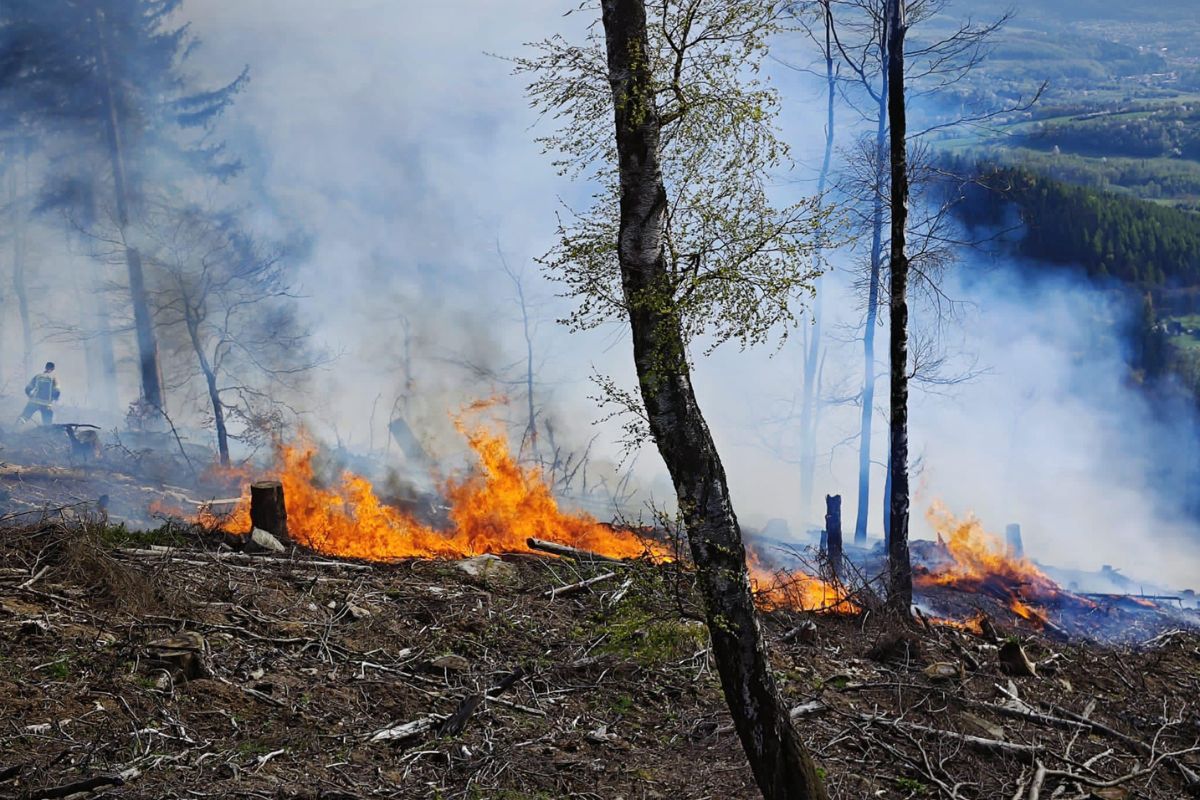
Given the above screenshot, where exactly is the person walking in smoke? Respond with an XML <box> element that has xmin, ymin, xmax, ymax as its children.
<box><xmin>17</xmin><ymin>362</ymin><xmax>61</xmax><ymax>426</ymax></box>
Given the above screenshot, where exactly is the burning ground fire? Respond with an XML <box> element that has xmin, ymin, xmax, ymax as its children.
<box><xmin>195</xmin><ymin>414</ymin><xmax>850</xmax><ymax>612</ymax></box>
<box><xmin>915</xmin><ymin>503</ymin><xmax>1078</xmax><ymax>629</ymax></box>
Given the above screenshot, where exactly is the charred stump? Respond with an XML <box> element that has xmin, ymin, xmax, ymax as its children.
<box><xmin>249</xmin><ymin>481</ymin><xmax>289</xmax><ymax>543</ymax></box>
<box><xmin>1005</xmin><ymin>523</ymin><xmax>1024</xmax><ymax>559</ymax></box>
<box><xmin>824</xmin><ymin>494</ymin><xmax>843</xmax><ymax>580</ymax></box>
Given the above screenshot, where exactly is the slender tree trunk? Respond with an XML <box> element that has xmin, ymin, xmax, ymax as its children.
<box><xmin>518</xmin><ymin>277</ymin><xmax>540</xmax><ymax>464</ymax></box>
<box><xmin>95</xmin><ymin>10</ymin><xmax>164</xmax><ymax>412</ymax></box>
<box><xmin>854</xmin><ymin>86</ymin><xmax>888</xmax><ymax>546</ymax></box>
<box><xmin>798</xmin><ymin>5</ymin><xmax>837</xmax><ymax>520</ymax></box>
<box><xmin>885</xmin><ymin>0</ymin><xmax>913</xmax><ymax>612</ymax></box>
<box><xmin>91</xmin><ymin>278</ymin><xmax>120</xmax><ymax>411</ymax></box>
<box><xmin>185</xmin><ymin>315</ymin><xmax>229</xmax><ymax>465</ymax></box>
<box><xmin>599</xmin><ymin>3</ymin><xmax>827</xmax><ymax>798</ymax></box>
<box><xmin>10</xmin><ymin>150</ymin><xmax>33</xmax><ymax>378</ymax></box>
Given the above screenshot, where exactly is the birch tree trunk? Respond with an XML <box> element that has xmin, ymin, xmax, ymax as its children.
<box><xmin>885</xmin><ymin>0</ymin><xmax>913</xmax><ymax>612</ymax></box>
<box><xmin>599</xmin><ymin>2</ymin><xmax>827</xmax><ymax>797</ymax></box>
<box><xmin>798</xmin><ymin>3</ymin><xmax>837</xmax><ymax>520</ymax></box>
<box><xmin>854</xmin><ymin>83</ymin><xmax>888</xmax><ymax>546</ymax></box>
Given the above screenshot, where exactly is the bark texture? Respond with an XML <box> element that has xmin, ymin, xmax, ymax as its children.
<box><xmin>249</xmin><ymin>481</ymin><xmax>289</xmax><ymax>542</ymax></box>
<box><xmin>599</xmin><ymin>2</ymin><xmax>828</xmax><ymax>797</ymax></box>
<box><xmin>885</xmin><ymin>0</ymin><xmax>913</xmax><ymax>612</ymax></box>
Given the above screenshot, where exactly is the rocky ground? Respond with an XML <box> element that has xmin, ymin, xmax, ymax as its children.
<box><xmin>1</xmin><ymin>516</ymin><xmax>1198</xmax><ymax>800</ymax></box>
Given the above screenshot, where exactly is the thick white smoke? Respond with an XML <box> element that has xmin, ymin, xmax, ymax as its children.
<box><xmin>16</xmin><ymin>0</ymin><xmax>1187</xmax><ymax>589</ymax></box>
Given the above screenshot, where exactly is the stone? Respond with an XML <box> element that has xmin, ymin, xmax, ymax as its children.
<box><xmin>245</xmin><ymin>527</ymin><xmax>286</xmax><ymax>554</ymax></box>
<box><xmin>960</xmin><ymin>712</ymin><xmax>1006</xmax><ymax>741</ymax></box>
<box><xmin>923</xmin><ymin>661</ymin><xmax>964</xmax><ymax>681</ymax></box>
<box><xmin>429</xmin><ymin>654</ymin><xmax>470</xmax><ymax>673</ymax></box>
<box><xmin>454</xmin><ymin>554</ymin><xmax>518</xmax><ymax>587</ymax></box>
<box><xmin>345</xmin><ymin>603</ymin><xmax>372</xmax><ymax>620</ymax></box>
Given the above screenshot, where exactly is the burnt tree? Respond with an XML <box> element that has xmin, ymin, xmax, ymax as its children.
<box><xmin>598</xmin><ymin>2</ymin><xmax>827</xmax><ymax>797</ymax></box>
<box><xmin>885</xmin><ymin>0</ymin><xmax>913</xmax><ymax>612</ymax></box>
<box><xmin>249</xmin><ymin>480</ymin><xmax>288</xmax><ymax>542</ymax></box>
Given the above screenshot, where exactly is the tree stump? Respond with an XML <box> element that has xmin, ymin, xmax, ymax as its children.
<box><xmin>1005</xmin><ymin>523</ymin><xmax>1024</xmax><ymax>559</ymax></box>
<box><xmin>825</xmin><ymin>494</ymin><xmax>843</xmax><ymax>580</ymax></box>
<box><xmin>250</xmin><ymin>481</ymin><xmax>289</xmax><ymax>543</ymax></box>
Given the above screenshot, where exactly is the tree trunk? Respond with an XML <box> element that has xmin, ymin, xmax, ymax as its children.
<box><xmin>885</xmin><ymin>0</ymin><xmax>913</xmax><ymax>613</ymax></box>
<box><xmin>10</xmin><ymin>150</ymin><xmax>33</xmax><ymax>379</ymax></box>
<box><xmin>185</xmin><ymin>315</ymin><xmax>229</xmax><ymax>465</ymax></box>
<box><xmin>599</xmin><ymin>3</ymin><xmax>827</xmax><ymax>798</ymax></box>
<box><xmin>90</xmin><ymin>278</ymin><xmax>120</xmax><ymax>411</ymax></box>
<box><xmin>854</xmin><ymin>87</ymin><xmax>888</xmax><ymax>547</ymax></box>
<box><xmin>95</xmin><ymin>10</ymin><xmax>164</xmax><ymax>412</ymax></box>
<box><xmin>249</xmin><ymin>481</ymin><xmax>288</xmax><ymax>542</ymax></box>
<box><xmin>797</xmin><ymin>5</ymin><xmax>837</xmax><ymax>521</ymax></box>
<box><xmin>824</xmin><ymin>494</ymin><xmax>842</xmax><ymax>580</ymax></box>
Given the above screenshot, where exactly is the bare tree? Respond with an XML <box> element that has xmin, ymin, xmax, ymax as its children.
<box><xmin>144</xmin><ymin>204</ymin><xmax>325</xmax><ymax>464</ymax></box>
<box><xmin>884</xmin><ymin>0</ymin><xmax>913</xmax><ymax>609</ymax></box>
<box><xmin>790</xmin><ymin>0</ymin><xmax>840</xmax><ymax>521</ymax></box>
<box><xmin>823</xmin><ymin>0</ymin><xmax>1035</xmax><ymax>554</ymax></box>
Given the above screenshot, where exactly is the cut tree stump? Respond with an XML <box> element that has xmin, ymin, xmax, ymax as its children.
<box><xmin>250</xmin><ymin>481</ymin><xmax>289</xmax><ymax>544</ymax></box>
<box><xmin>1006</xmin><ymin>523</ymin><xmax>1024</xmax><ymax>559</ymax></box>
<box><xmin>825</xmin><ymin>494</ymin><xmax>843</xmax><ymax>580</ymax></box>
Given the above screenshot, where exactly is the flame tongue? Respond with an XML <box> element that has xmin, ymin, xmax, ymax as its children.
<box><xmin>221</xmin><ymin>423</ymin><xmax>659</xmax><ymax>562</ymax></box>
<box><xmin>210</xmin><ymin>412</ymin><xmax>850</xmax><ymax>612</ymax></box>
<box><xmin>916</xmin><ymin>503</ymin><xmax>1063</xmax><ymax>623</ymax></box>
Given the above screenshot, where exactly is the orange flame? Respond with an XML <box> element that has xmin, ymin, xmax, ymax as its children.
<box><xmin>217</xmin><ymin>422</ymin><xmax>661</xmax><ymax>561</ymax></box>
<box><xmin>185</xmin><ymin>409</ymin><xmax>851</xmax><ymax>613</ymax></box>
<box><xmin>916</xmin><ymin>503</ymin><xmax>1062</xmax><ymax>623</ymax></box>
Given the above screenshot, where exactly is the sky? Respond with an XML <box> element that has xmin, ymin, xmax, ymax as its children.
<box><xmin>163</xmin><ymin>0</ymin><xmax>1200</xmax><ymax>587</ymax></box>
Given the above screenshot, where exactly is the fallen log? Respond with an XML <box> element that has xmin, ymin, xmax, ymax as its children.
<box><xmin>526</xmin><ymin>538</ymin><xmax>628</xmax><ymax>565</ymax></box>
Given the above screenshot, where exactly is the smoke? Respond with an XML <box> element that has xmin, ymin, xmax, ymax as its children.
<box><xmin>4</xmin><ymin>1</ymin><xmax>1197</xmax><ymax>589</ymax></box>
<box><xmin>181</xmin><ymin>1</ymin><xmax>1200</xmax><ymax>587</ymax></box>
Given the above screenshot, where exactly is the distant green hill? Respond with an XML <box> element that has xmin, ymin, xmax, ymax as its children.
<box><xmin>952</xmin><ymin>164</ymin><xmax>1200</xmax><ymax>287</ymax></box>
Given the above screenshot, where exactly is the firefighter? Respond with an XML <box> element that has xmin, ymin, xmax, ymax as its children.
<box><xmin>17</xmin><ymin>362</ymin><xmax>61</xmax><ymax>426</ymax></box>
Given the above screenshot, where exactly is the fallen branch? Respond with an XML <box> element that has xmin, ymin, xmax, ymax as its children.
<box><xmin>526</xmin><ymin>538</ymin><xmax>629</xmax><ymax>565</ymax></box>
<box><xmin>859</xmin><ymin>714</ymin><xmax>1043</xmax><ymax>756</ymax></box>
<box><xmin>370</xmin><ymin>715</ymin><xmax>442</xmax><ymax>742</ymax></box>
<box><xmin>544</xmin><ymin>571</ymin><xmax>617</xmax><ymax>599</ymax></box>
<box><xmin>29</xmin><ymin>767</ymin><xmax>141</xmax><ymax>799</ymax></box>
<box><xmin>1030</xmin><ymin>695</ymin><xmax>1200</xmax><ymax>786</ymax></box>
<box><xmin>115</xmin><ymin>547</ymin><xmax>373</xmax><ymax>571</ymax></box>
<box><xmin>438</xmin><ymin>667</ymin><xmax>527</xmax><ymax>737</ymax></box>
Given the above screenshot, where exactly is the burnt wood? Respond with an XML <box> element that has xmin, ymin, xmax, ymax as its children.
<box><xmin>249</xmin><ymin>481</ymin><xmax>289</xmax><ymax>542</ymax></box>
<box><xmin>825</xmin><ymin>494</ymin><xmax>843</xmax><ymax>580</ymax></box>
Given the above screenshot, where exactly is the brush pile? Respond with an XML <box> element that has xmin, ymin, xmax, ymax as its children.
<box><xmin>1</xmin><ymin>516</ymin><xmax>1198</xmax><ymax>799</ymax></box>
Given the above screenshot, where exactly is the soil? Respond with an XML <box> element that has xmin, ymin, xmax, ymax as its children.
<box><xmin>1</xmin><ymin>519</ymin><xmax>1198</xmax><ymax>800</ymax></box>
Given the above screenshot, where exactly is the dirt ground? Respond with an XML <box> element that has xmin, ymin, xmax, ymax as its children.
<box><xmin>0</xmin><ymin>517</ymin><xmax>1198</xmax><ymax>800</ymax></box>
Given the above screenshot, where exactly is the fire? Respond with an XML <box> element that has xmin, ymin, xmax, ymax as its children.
<box><xmin>218</xmin><ymin>421</ymin><xmax>661</xmax><ymax>562</ymax></box>
<box><xmin>918</xmin><ymin>504</ymin><xmax>1058</xmax><ymax>594</ymax></box>
<box><xmin>917</xmin><ymin>503</ymin><xmax>1062</xmax><ymax>623</ymax></box>
<box><xmin>191</xmin><ymin>408</ymin><xmax>851</xmax><ymax>613</ymax></box>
